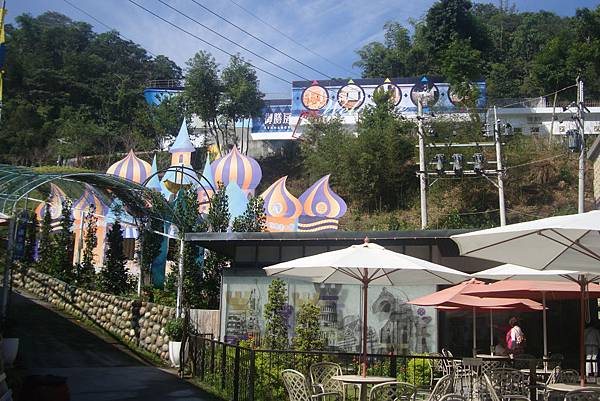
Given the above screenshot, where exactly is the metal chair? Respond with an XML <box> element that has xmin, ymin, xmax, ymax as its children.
<box><xmin>282</xmin><ymin>369</ymin><xmax>341</xmax><ymax>401</ymax></box>
<box><xmin>428</xmin><ymin>353</ymin><xmax>445</xmax><ymax>388</ymax></box>
<box><xmin>425</xmin><ymin>374</ymin><xmax>454</xmax><ymax>401</ymax></box>
<box><xmin>309</xmin><ymin>362</ymin><xmax>345</xmax><ymax>400</ymax></box>
<box><xmin>537</xmin><ymin>366</ymin><xmax>561</xmax><ymax>401</ymax></box>
<box><xmin>482</xmin><ymin>374</ymin><xmax>502</xmax><ymax>401</ymax></box>
<box><xmin>557</xmin><ymin>369</ymin><xmax>580</xmax><ymax>384</ymax></box>
<box><xmin>513</xmin><ymin>354</ymin><xmax>538</xmax><ymax>370</ymax></box>
<box><xmin>438</xmin><ymin>395</ymin><xmax>467</xmax><ymax>401</ymax></box>
<box><xmin>369</xmin><ymin>381</ymin><xmax>416</xmax><ymax>401</ymax></box>
<box><xmin>488</xmin><ymin>367</ymin><xmax>529</xmax><ymax>399</ymax></box>
<box><xmin>563</xmin><ymin>389</ymin><xmax>600</xmax><ymax>401</ymax></box>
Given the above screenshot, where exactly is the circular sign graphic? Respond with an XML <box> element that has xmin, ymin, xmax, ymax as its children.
<box><xmin>448</xmin><ymin>85</ymin><xmax>471</xmax><ymax>106</ymax></box>
<box><xmin>410</xmin><ymin>79</ymin><xmax>439</xmax><ymax>107</ymax></box>
<box><xmin>302</xmin><ymin>85</ymin><xmax>328</xmax><ymax>110</ymax></box>
<box><xmin>375</xmin><ymin>83</ymin><xmax>402</xmax><ymax>106</ymax></box>
<box><xmin>337</xmin><ymin>84</ymin><xmax>365</xmax><ymax>110</ymax></box>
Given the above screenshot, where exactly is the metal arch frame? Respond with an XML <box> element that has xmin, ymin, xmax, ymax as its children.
<box><xmin>142</xmin><ymin>165</ymin><xmax>217</xmax><ymax>208</ymax></box>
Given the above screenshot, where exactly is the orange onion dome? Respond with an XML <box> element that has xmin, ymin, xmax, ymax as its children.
<box><xmin>211</xmin><ymin>146</ymin><xmax>262</xmax><ymax>190</ymax></box>
<box><xmin>106</xmin><ymin>150</ymin><xmax>152</xmax><ymax>184</ymax></box>
<box><xmin>260</xmin><ymin>176</ymin><xmax>301</xmax><ymax>219</ymax></box>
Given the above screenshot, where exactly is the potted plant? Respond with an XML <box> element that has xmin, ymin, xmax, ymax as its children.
<box><xmin>165</xmin><ymin>318</ymin><xmax>185</xmax><ymax>367</ymax></box>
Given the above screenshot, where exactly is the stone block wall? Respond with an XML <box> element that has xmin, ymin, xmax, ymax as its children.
<box><xmin>13</xmin><ymin>269</ymin><xmax>175</xmax><ymax>360</ymax></box>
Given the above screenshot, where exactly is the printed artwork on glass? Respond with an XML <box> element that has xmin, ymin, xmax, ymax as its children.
<box><xmin>375</xmin><ymin>83</ymin><xmax>402</xmax><ymax>106</ymax></box>
<box><xmin>302</xmin><ymin>85</ymin><xmax>328</xmax><ymax>110</ymax></box>
<box><xmin>410</xmin><ymin>77</ymin><xmax>440</xmax><ymax>108</ymax></box>
<box><xmin>337</xmin><ymin>84</ymin><xmax>365</xmax><ymax>110</ymax></box>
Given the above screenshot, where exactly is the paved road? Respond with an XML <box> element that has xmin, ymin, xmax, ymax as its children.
<box><xmin>7</xmin><ymin>290</ymin><xmax>214</xmax><ymax>401</ymax></box>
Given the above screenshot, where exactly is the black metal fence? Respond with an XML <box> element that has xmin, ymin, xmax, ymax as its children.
<box><xmin>186</xmin><ymin>335</ymin><xmax>445</xmax><ymax>401</ymax></box>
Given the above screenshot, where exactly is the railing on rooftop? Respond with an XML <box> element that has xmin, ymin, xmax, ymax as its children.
<box><xmin>145</xmin><ymin>79</ymin><xmax>184</xmax><ymax>89</ymax></box>
<box><xmin>493</xmin><ymin>97</ymin><xmax>600</xmax><ymax>108</ymax></box>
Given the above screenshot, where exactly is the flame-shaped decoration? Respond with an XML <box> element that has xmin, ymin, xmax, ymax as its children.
<box><xmin>106</xmin><ymin>150</ymin><xmax>152</xmax><ymax>184</ymax></box>
<box><xmin>35</xmin><ymin>183</ymin><xmax>67</xmax><ymax>228</ymax></box>
<box><xmin>211</xmin><ymin>146</ymin><xmax>262</xmax><ymax>191</ymax></box>
<box><xmin>299</xmin><ymin>175</ymin><xmax>347</xmax><ymax>218</ymax></box>
<box><xmin>260</xmin><ymin>176</ymin><xmax>301</xmax><ymax>219</ymax></box>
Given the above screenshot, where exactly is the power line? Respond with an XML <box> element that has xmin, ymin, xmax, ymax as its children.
<box><xmin>126</xmin><ymin>0</ymin><xmax>289</xmax><ymax>84</ymax></box>
<box><xmin>186</xmin><ymin>0</ymin><xmax>332</xmax><ymax>79</ymax></box>
<box><xmin>226</xmin><ymin>0</ymin><xmax>355</xmax><ymax>77</ymax></box>
<box><xmin>156</xmin><ymin>0</ymin><xmax>309</xmax><ymax>81</ymax></box>
<box><xmin>61</xmin><ymin>0</ymin><xmax>158</xmax><ymax>58</ymax></box>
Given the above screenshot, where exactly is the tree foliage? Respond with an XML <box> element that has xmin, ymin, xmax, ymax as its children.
<box><xmin>232</xmin><ymin>196</ymin><xmax>266</xmax><ymax>232</ymax></box>
<box><xmin>37</xmin><ymin>203</ymin><xmax>54</xmax><ymax>274</ymax></box>
<box><xmin>293</xmin><ymin>302</ymin><xmax>324</xmax><ymax>351</ymax></box>
<box><xmin>98</xmin><ymin>217</ymin><xmax>131</xmax><ymax>295</ymax></box>
<box><xmin>0</xmin><ymin>12</ymin><xmax>182</xmax><ymax>165</ymax></box>
<box><xmin>77</xmin><ymin>206</ymin><xmax>97</xmax><ymax>288</ymax></box>
<box><xmin>50</xmin><ymin>199</ymin><xmax>75</xmax><ymax>282</ymax></box>
<box><xmin>264</xmin><ymin>278</ymin><xmax>289</xmax><ymax>350</ymax></box>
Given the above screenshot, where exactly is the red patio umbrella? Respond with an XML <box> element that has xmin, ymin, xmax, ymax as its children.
<box><xmin>409</xmin><ymin>280</ymin><xmax>543</xmax><ymax>355</ymax></box>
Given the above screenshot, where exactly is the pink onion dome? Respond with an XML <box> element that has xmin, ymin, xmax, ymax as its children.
<box><xmin>260</xmin><ymin>176</ymin><xmax>301</xmax><ymax>219</ymax></box>
<box><xmin>72</xmin><ymin>186</ymin><xmax>109</xmax><ymax>223</ymax></box>
<box><xmin>299</xmin><ymin>175</ymin><xmax>347</xmax><ymax>218</ymax></box>
<box><xmin>211</xmin><ymin>146</ymin><xmax>262</xmax><ymax>190</ymax></box>
<box><xmin>106</xmin><ymin>150</ymin><xmax>152</xmax><ymax>184</ymax></box>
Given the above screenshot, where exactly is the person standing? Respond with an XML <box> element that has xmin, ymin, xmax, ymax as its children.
<box><xmin>506</xmin><ymin>317</ymin><xmax>526</xmax><ymax>357</ymax></box>
<box><xmin>584</xmin><ymin>323</ymin><xmax>600</xmax><ymax>377</ymax></box>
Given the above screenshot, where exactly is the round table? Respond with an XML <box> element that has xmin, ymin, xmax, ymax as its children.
<box><xmin>520</xmin><ymin>368</ymin><xmax>553</xmax><ymax>376</ymax></box>
<box><xmin>332</xmin><ymin>375</ymin><xmax>395</xmax><ymax>401</ymax></box>
<box><xmin>547</xmin><ymin>383</ymin><xmax>600</xmax><ymax>392</ymax></box>
<box><xmin>476</xmin><ymin>354</ymin><xmax>510</xmax><ymax>359</ymax></box>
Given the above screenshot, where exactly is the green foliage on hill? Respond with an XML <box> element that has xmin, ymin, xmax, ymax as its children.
<box><xmin>1</xmin><ymin>12</ymin><xmax>181</xmax><ymax>165</ymax></box>
<box><xmin>355</xmin><ymin>1</ymin><xmax>600</xmax><ymax>101</ymax></box>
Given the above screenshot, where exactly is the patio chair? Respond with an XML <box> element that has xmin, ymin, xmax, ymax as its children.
<box><xmin>537</xmin><ymin>366</ymin><xmax>561</xmax><ymax>401</ymax></box>
<box><xmin>488</xmin><ymin>368</ymin><xmax>529</xmax><ymax>399</ymax></box>
<box><xmin>282</xmin><ymin>369</ymin><xmax>341</xmax><ymax>401</ymax></box>
<box><xmin>557</xmin><ymin>369</ymin><xmax>580</xmax><ymax>384</ymax></box>
<box><xmin>513</xmin><ymin>354</ymin><xmax>539</xmax><ymax>370</ymax></box>
<box><xmin>482</xmin><ymin>374</ymin><xmax>502</xmax><ymax>401</ymax></box>
<box><xmin>428</xmin><ymin>353</ymin><xmax>445</xmax><ymax>387</ymax></box>
<box><xmin>309</xmin><ymin>362</ymin><xmax>346</xmax><ymax>400</ymax></box>
<box><xmin>563</xmin><ymin>389</ymin><xmax>600</xmax><ymax>401</ymax></box>
<box><xmin>425</xmin><ymin>374</ymin><xmax>454</xmax><ymax>401</ymax></box>
<box><xmin>441</xmin><ymin>350</ymin><xmax>454</xmax><ymax>375</ymax></box>
<box><xmin>369</xmin><ymin>381</ymin><xmax>416</xmax><ymax>401</ymax></box>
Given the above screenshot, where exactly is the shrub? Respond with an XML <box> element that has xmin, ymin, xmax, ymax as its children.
<box><xmin>165</xmin><ymin>318</ymin><xmax>185</xmax><ymax>342</ymax></box>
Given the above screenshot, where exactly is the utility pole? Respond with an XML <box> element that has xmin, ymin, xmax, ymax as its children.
<box><xmin>577</xmin><ymin>77</ymin><xmax>585</xmax><ymax>214</ymax></box>
<box><xmin>494</xmin><ymin>107</ymin><xmax>507</xmax><ymax>226</ymax></box>
<box><xmin>417</xmin><ymin>97</ymin><xmax>428</xmax><ymax>229</ymax></box>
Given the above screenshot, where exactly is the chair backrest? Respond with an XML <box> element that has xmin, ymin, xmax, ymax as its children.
<box><xmin>282</xmin><ymin>369</ymin><xmax>312</xmax><ymax>401</ymax></box>
<box><xmin>557</xmin><ymin>369</ymin><xmax>580</xmax><ymax>384</ymax></box>
<box><xmin>483</xmin><ymin>374</ymin><xmax>502</xmax><ymax>401</ymax></box>
<box><xmin>438</xmin><ymin>394</ymin><xmax>467</xmax><ymax>401</ymax></box>
<box><xmin>546</xmin><ymin>366</ymin><xmax>561</xmax><ymax>385</ymax></box>
<box><xmin>309</xmin><ymin>362</ymin><xmax>343</xmax><ymax>394</ymax></box>
<box><xmin>440</xmin><ymin>350</ymin><xmax>454</xmax><ymax>375</ymax></box>
<box><xmin>488</xmin><ymin>368</ymin><xmax>528</xmax><ymax>397</ymax></box>
<box><xmin>513</xmin><ymin>354</ymin><xmax>538</xmax><ymax>370</ymax></box>
<box><xmin>563</xmin><ymin>389</ymin><xmax>600</xmax><ymax>401</ymax></box>
<box><xmin>427</xmin><ymin>374</ymin><xmax>454</xmax><ymax>401</ymax></box>
<box><xmin>369</xmin><ymin>381</ymin><xmax>416</xmax><ymax>401</ymax></box>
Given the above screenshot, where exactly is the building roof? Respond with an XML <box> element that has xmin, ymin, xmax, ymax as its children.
<box><xmin>170</xmin><ymin>119</ymin><xmax>195</xmax><ymax>153</ymax></box>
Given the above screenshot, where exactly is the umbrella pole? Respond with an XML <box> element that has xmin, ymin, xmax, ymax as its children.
<box><xmin>362</xmin><ymin>281</ymin><xmax>368</xmax><ymax>377</ymax></box>
<box><xmin>473</xmin><ymin>307</ymin><xmax>476</xmax><ymax>356</ymax></box>
<box><xmin>490</xmin><ymin>309</ymin><xmax>494</xmax><ymax>355</ymax></box>
<box><xmin>542</xmin><ymin>292</ymin><xmax>548</xmax><ymax>361</ymax></box>
<box><xmin>580</xmin><ymin>278</ymin><xmax>586</xmax><ymax>386</ymax></box>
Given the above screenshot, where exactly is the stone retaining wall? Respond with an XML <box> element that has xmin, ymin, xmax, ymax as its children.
<box><xmin>13</xmin><ymin>269</ymin><xmax>175</xmax><ymax>361</ymax></box>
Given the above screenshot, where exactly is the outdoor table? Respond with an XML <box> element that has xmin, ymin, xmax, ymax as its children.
<box><xmin>332</xmin><ymin>374</ymin><xmax>395</xmax><ymax>401</ymax></box>
<box><xmin>546</xmin><ymin>383</ymin><xmax>600</xmax><ymax>392</ymax></box>
<box><xmin>476</xmin><ymin>354</ymin><xmax>509</xmax><ymax>359</ymax></box>
<box><xmin>519</xmin><ymin>368</ymin><xmax>553</xmax><ymax>376</ymax></box>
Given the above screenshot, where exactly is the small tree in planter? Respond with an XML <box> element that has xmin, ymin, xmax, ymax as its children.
<box><xmin>37</xmin><ymin>203</ymin><xmax>54</xmax><ymax>273</ymax></box>
<box><xmin>165</xmin><ymin>317</ymin><xmax>186</xmax><ymax>367</ymax></box>
<box><xmin>21</xmin><ymin>211</ymin><xmax>38</xmax><ymax>271</ymax></box>
<box><xmin>76</xmin><ymin>206</ymin><xmax>97</xmax><ymax>288</ymax></box>
<box><xmin>98</xmin><ymin>216</ymin><xmax>132</xmax><ymax>296</ymax></box>
<box><xmin>293</xmin><ymin>302</ymin><xmax>324</xmax><ymax>368</ymax></box>
<box><xmin>264</xmin><ymin>278</ymin><xmax>289</xmax><ymax>350</ymax></box>
<box><xmin>51</xmin><ymin>199</ymin><xmax>75</xmax><ymax>282</ymax></box>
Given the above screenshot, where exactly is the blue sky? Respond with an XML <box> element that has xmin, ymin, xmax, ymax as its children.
<box><xmin>7</xmin><ymin>0</ymin><xmax>600</xmax><ymax>96</ymax></box>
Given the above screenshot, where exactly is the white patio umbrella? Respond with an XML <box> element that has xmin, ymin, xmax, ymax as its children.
<box><xmin>452</xmin><ymin>210</ymin><xmax>600</xmax><ymax>385</ymax></box>
<box><xmin>263</xmin><ymin>239</ymin><xmax>469</xmax><ymax>376</ymax></box>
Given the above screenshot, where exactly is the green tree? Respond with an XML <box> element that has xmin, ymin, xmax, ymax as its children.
<box><xmin>206</xmin><ymin>183</ymin><xmax>230</xmax><ymax>232</ymax></box>
<box><xmin>264</xmin><ymin>278</ymin><xmax>289</xmax><ymax>350</ymax></box>
<box><xmin>98</xmin><ymin>217</ymin><xmax>131</xmax><ymax>295</ymax></box>
<box><xmin>77</xmin><ymin>206</ymin><xmax>97</xmax><ymax>288</ymax></box>
<box><xmin>232</xmin><ymin>196</ymin><xmax>266</xmax><ymax>232</ymax></box>
<box><xmin>293</xmin><ymin>303</ymin><xmax>324</xmax><ymax>351</ymax></box>
<box><xmin>37</xmin><ymin>203</ymin><xmax>54</xmax><ymax>273</ymax></box>
<box><xmin>354</xmin><ymin>22</ymin><xmax>412</xmax><ymax>78</ymax></box>
<box><xmin>50</xmin><ymin>199</ymin><xmax>75</xmax><ymax>282</ymax></box>
<box><xmin>22</xmin><ymin>211</ymin><xmax>38</xmax><ymax>269</ymax></box>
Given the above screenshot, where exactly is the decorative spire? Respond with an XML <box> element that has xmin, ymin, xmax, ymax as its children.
<box><xmin>169</xmin><ymin>118</ymin><xmax>195</xmax><ymax>153</ymax></box>
<box><xmin>211</xmin><ymin>145</ymin><xmax>262</xmax><ymax>191</ymax></box>
<box><xmin>145</xmin><ymin>154</ymin><xmax>162</xmax><ymax>191</ymax></box>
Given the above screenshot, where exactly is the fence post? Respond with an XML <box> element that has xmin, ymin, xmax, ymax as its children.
<box><xmin>249</xmin><ymin>348</ymin><xmax>256</xmax><ymax>401</ymax></box>
<box><xmin>221</xmin><ymin>343</ymin><xmax>227</xmax><ymax>390</ymax></box>
<box><xmin>389</xmin><ymin>349</ymin><xmax>397</xmax><ymax>378</ymax></box>
<box><xmin>233</xmin><ymin>346</ymin><xmax>241</xmax><ymax>401</ymax></box>
<box><xmin>200</xmin><ymin>338</ymin><xmax>206</xmax><ymax>381</ymax></box>
<box><xmin>211</xmin><ymin>340</ymin><xmax>215</xmax><ymax>374</ymax></box>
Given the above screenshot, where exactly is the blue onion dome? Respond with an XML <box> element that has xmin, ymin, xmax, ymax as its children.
<box><xmin>106</xmin><ymin>150</ymin><xmax>152</xmax><ymax>184</ymax></box>
<box><xmin>211</xmin><ymin>146</ymin><xmax>262</xmax><ymax>191</ymax></box>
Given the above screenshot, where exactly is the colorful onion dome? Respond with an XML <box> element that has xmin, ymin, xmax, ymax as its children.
<box><xmin>299</xmin><ymin>175</ymin><xmax>347</xmax><ymax>218</ymax></box>
<box><xmin>145</xmin><ymin>154</ymin><xmax>162</xmax><ymax>191</ymax></box>
<box><xmin>106</xmin><ymin>150</ymin><xmax>152</xmax><ymax>184</ymax></box>
<box><xmin>35</xmin><ymin>183</ymin><xmax>67</xmax><ymax>222</ymax></box>
<box><xmin>211</xmin><ymin>146</ymin><xmax>262</xmax><ymax>190</ymax></box>
<box><xmin>72</xmin><ymin>186</ymin><xmax>109</xmax><ymax>222</ymax></box>
<box><xmin>170</xmin><ymin>119</ymin><xmax>195</xmax><ymax>153</ymax></box>
<box><xmin>260</xmin><ymin>176</ymin><xmax>301</xmax><ymax>219</ymax></box>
